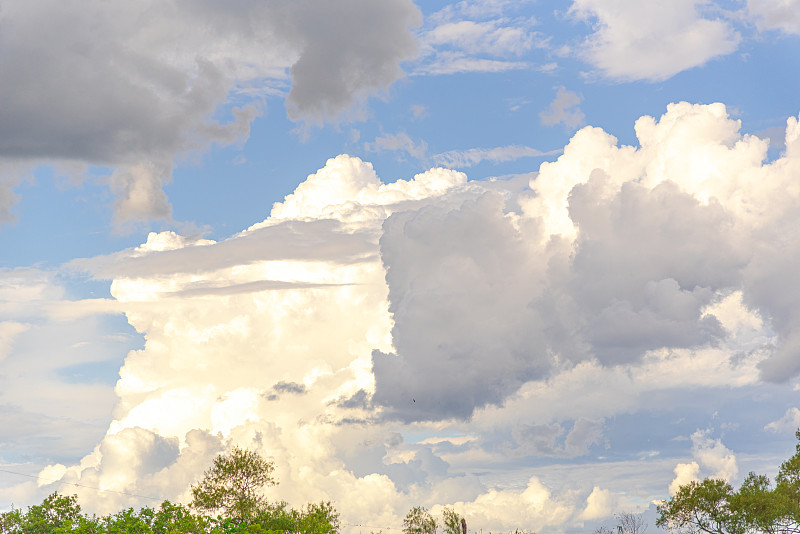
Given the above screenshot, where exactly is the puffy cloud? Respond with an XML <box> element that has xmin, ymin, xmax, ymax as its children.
<box><xmin>447</xmin><ymin>477</ymin><xmax>574</xmax><ymax>532</ymax></box>
<box><xmin>668</xmin><ymin>430</ymin><xmax>737</xmax><ymax>494</ymax></box>
<box><xmin>266</xmin><ymin>155</ymin><xmax>467</xmax><ymax>225</ymax></box>
<box><xmin>668</xmin><ymin>462</ymin><xmax>700</xmax><ymax>496</ymax></box>
<box><xmin>374</xmin><ymin>102</ymin><xmax>795</xmax><ymax>421</ymax></box>
<box><xmin>373</xmin><ymin>191</ymin><xmax>553</xmax><ymax>421</ymax></box>
<box><xmin>280</xmin><ymin>0</ymin><xmax>421</xmax><ymax>121</ymax></box>
<box><xmin>747</xmin><ymin>0</ymin><xmax>800</xmax><ymax>34</ymax></box>
<box><xmin>579</xmin><ymin>486</ymin><xmax>616</xmax><ymax>520</ymax></box>
<box><xmin>691</xmin><ymin>430</ymin><xmax>738</xmax><ymax>482</ymax></box>
<box><xmin>109</xmin><ymin>162</ymin><xmax>174</xmax><ymax>225</ymax></box>
<box><xmin>765</xmin><ymin>407</ymin><xmax>800</xmax><ymax>433</ymax></box>
<box><xmin>569</xmin><ymin>0</ymin><xmax>740</xmax><ymax>81</ymax></box>
<box><xmin>0</xmin><ymin>0</ymin><xmax>420</xmax><ymax>223</ymax></box>
<box><xmin>540</xmin><ymin>87</ymin><xmax>585</xmax><ymax>130</ymax></box>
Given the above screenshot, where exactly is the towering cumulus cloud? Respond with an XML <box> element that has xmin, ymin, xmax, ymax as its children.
<box><xmin>39</xmin><ymin>103</ymin><xmax>800</xmax><ymax>530</ymax></box>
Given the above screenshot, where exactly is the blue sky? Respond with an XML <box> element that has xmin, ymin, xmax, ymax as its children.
<box><xmin>2</xmin><ymin>0</ymin><xmax>800</xmax><ymax>531</ymax></box>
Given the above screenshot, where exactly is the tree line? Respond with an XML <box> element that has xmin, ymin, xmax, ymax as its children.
<box><xmin>0</xmin><ymin>447</ymin><xmax>338</xmax><ymax>534</ymax></box>
<box><xmin>2</xmin><ymin>430</ymin><xmax>800</xmax><ymax>534</ymax></box>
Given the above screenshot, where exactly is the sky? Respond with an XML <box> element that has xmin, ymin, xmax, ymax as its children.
<box><xmin>1</xmin><ymin>0</ymin><xmax>800</xmax><ymax>531</ymax></box>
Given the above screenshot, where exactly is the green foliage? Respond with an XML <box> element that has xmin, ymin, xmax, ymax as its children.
<box><xmin>0</xmin><ymin>447</ymin><xmax>339</xmax><ymax>534</ymax></box>
<box><xmin>296</xmin><ymin>501</ymin><xmax>340</xmax><ymax>534</ymax></box>
<box><xmin>403</xmin><ymin>506</ymin><xmax>436</xmax><ymax>534</ymax></box>
<box><xmin>152</xmin><ymin>500</ymin><xmax>211</xmax><ymax>534</ymax></box>
<box><xmin>0</xmin><ymin>493</ymin><xmax>214</xmax><ymax>534</ymax></box>
<box><xmin>191</xmin><ymin>446</ymin><xmax>276</xmax><ymax>524</ymax></box>
<box><xmin>441</xmin><ymin>507</ymin><xmax>465</xmax><ymax>534</ymax></box>
<box><xmin>104</xmin><ymin>507</ymin><xmax>153</xmax><ymax>534</ymax></box>
<box><xmin>657</xmin><ymin>478</ymin><xmax>741</xmax><ymax>534</ymax></box>
<box><xmin>658</xmin><ymin>430</ymin><xmax>800</xmax><ymax>534</ymax></box>
<box><xmin>0</xmin><ymin>508</ymin><xmax>23</xmax><ymax>534</ymax></box>
<box><xmin>0</xmin><ymin>492</ymin><xmax>89</xmax><ymax>534</ymax></box>
<box><xmin>251</xmin><ymin>501</ymin><xmax>298</xmax><ymax>532</ymax></box>
<box><xmin>0</xmin><ymin>492</ymin><xmax>339</xmax><ymax>534</ymax></box>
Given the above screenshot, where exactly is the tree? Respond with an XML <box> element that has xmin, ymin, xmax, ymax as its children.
<box><xmin>150</xmin><ymin>501</ymin><xmax>210</xmax><ymax>534</ymax></box>
<box><xmin>0</xmin><ymin>508</ymin><xmax>23</xmax><ymax>534</ymax></box>
<box><xmin>251</xmin><ymin>501</ymin><xmax>298</xmax><ymax>533</ymax></box>
<box><xmin>595</xmin><ymin>512</ymin><xmax>647</xmax><ymax>534</ymax></box>
<box><xmin>403</xmin><ymin>507</ymin><xmax>436</xmax><ymax>534</ymax></box>
<box><xmin>658</xmin><ymin>430</ymin><xmax>800</xmax><ymax>534</ymax></box>
<box><xmin>657</xmin><ymin>478</ymin><xmax>742</xmax><ymax>534</ymax></box>
<box><xmin>617</xmin><ymin>512</ymin><xmax>648</xmax><ymax>534</ymax></box>
<box><xmin>296</xmin><ymin>501</ymin><xmax>340</xmax><ymax>534</ymax></box>
<box><xmin>191</xmin><ymin>446</ymin><xmax>277</xmax><ymax>524</ymax></box>
<box><xmin>441</xmin><ymin>507</ymin><xmax>465</xmax><ymax>534</ymax></box>
<box><xmin>17</xmin><ymin>492</ymin><xmax>89</xmax><ymax>534</ymax></box>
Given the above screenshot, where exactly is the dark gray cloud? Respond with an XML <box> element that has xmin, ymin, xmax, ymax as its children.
<box><xmin>371</xmin><ymin>174</ymin><xmax>761</xmax><ymax>422</ymax></box>
<box><xmin>0</xmin><ymin>0</ymin><xmax>420</xmax><ymax>222</ymax></box>
<box><xmin>566</xmin><ymin>178</ymin><xmax>744</xmax><ymax>364</ymax></box>
<box><xmin>743</xmin><ymin>208</ymin><xmax>800</xmax><ymax>381</ymax></box>
<box><xmin>337</xmin><ymin>436</ymin><xmax>450</xmax><ymax>492</ymax></box>
<box><xmin>336</xmin><ymin>389</ymin><xmax>371</xmax><ymax>409</ymax></box>
<box><xmin>281</xmin><ymin>0</ymin><xmax>421</xmax><ymax>120</ymax></box>
<box><xmin>372</xmin><ymin>192</ymin><xmax>552</xmax><ymax>422</ymax></box>
<box><xmin>507</xmin><ymin>418</ymin><xmax>604</xmax><ymax>457</ymax></box>
<box><xmin>264</xmin><ymin>380</ymin><xmax>307</xmax><ymax>401</ymax></box>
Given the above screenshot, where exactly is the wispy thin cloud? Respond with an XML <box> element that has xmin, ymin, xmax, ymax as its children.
<box><xmin>415</xmin><ymin>55</ymin><xmax>528</xmax><ymax>75</ymax></box>
<box><xmin>364</xmin><ymin>132</ymin><xmax>428</xmax><ymax>160</ymax></box>
<box><xmin>414</xmin><ymin>1</ymin><xmax>542</xmax><ymax>75</ymax></box>
<box><xmin>433</xmin><ymin>144</ymin><xmax>560</xmax><ymax>168</ymax></box>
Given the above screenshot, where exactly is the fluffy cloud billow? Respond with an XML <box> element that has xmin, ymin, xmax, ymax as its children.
<box><xmin>21</xmin><ymin>103</ymin><xmax>800</xmax><ymax>531</ymax></box>
<box><xmin>373</xmin><ymin>101</ymin><xmax>797</xmax><ymax>421</ymax></box>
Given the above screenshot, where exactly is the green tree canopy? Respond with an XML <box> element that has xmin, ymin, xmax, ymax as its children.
<box><xmin>441</xmin><ymin>507</ymin><xmax>465</xmax><ymax>534</ymax></box>
<box><xmin>403</xmin><ymin>507</ymin><xmax>436</xmax><ymax>534</ymax></box>
<box><xmin>191</xmin><ymin>446</ymin><xmax>277</xmax><ymax>524</ymax></box>
<box><xmin>0</xmin><ymin>446</ymin><xmax>339</xmax><ymax>534</ymax></box>
<box><xmin>658</xmin><ymin>430</ymin><xmax>800</xmax><ymax>534</ymax></box>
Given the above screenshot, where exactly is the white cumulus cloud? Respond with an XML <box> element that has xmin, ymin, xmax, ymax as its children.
<box><xmin>569</xmin><ymin>0</ymin><xmax>740</xmax><ymax>81</ymax></box>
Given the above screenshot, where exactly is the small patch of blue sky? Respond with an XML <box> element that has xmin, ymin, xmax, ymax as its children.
<box><xmin>0</xmin><ymin>166</ymin><xmax>141</xmax><ymax>268</ymax></box>
<box><xmin>56</xmin><ymin>357</ymin><xmax>127</xmax><ymax>386</ymax></box>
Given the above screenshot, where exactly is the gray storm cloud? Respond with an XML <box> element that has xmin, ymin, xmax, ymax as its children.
<box><xmin>372</xmin><ymin>103</ymin><xmax>800</xmax><ymax>421</ymax></box>
<box><xmin>372</xmin><ymin>191</ymin><xmax>554</xmax><ymax>421</ymax></box>
<box><xmin>0</xmin><ymin>0</ymin><xmax>420</xmax><ymax>222</ymax></box>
